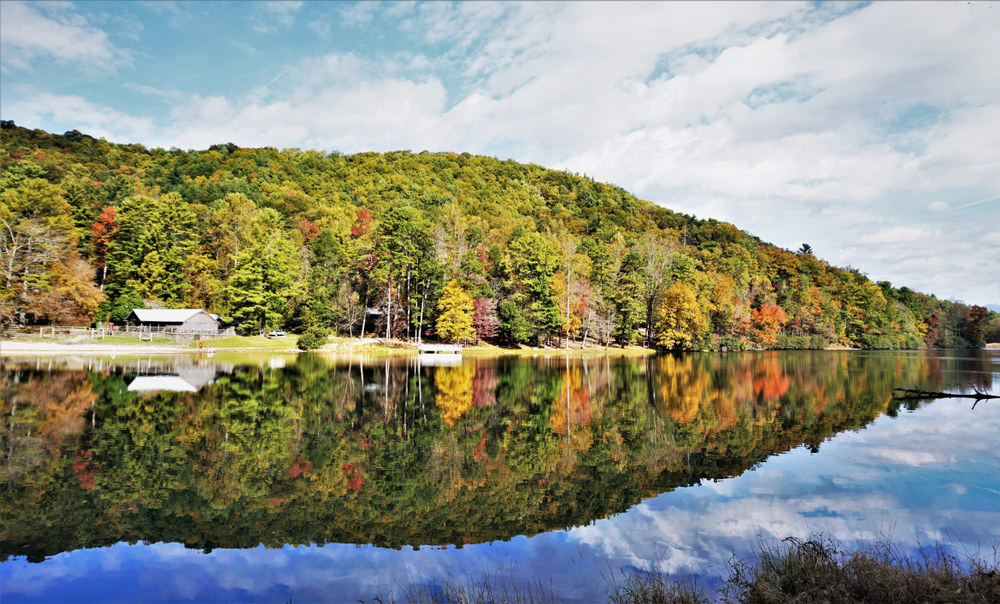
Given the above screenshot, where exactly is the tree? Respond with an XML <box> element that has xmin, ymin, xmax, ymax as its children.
<box><xmin>105</xmin><ymin>194</ymin><xmax>200</xmax><ymax>307</ymax></box>
<box><xmin>613</xmin><ymin>252</ymin><xmax>645</xmax><ymax>347</ymax></box>
<box><xmin>90</xmin><ymin>206</ymin><xmax>118</xmax><ymax>291</ymax></box>
<box><xmin>498</xmin><ymin>299</ymin><xmax>531</xmax><ymax>344</ymax></box>
<box><xmin>336</xmin><ymin>286</ymin><xmax>365</xmax><ymax>340</ymax></box>
<box><xmin>751</xmin><ymin>304</ymin><xmax>788</xmax><ymax>348</ymax></box>
<box><xmin>207</xmin><ymin>193</ymin><xmax>258</xmax><ymax>275</ymax></box>
<box><xmin>964</xmin><ymin>305</ymin><xmax>989</xmax><ymax>346</ymax></box>
<box><xmin>435</xmin><ymin>279</ymin><xmax>475</xmax><ymax>343</ymax></box>
<box><xmin>472</xmin><ymin>297</ymin><xmax>499</xmax><ymax>343</ymax></box>
<box><xmin>635</xmin><ymin>232</ymin><xmax>676</xmax><ymax>347</ymax></box>
<box><xmin>655</xmin><ymin>282</ymin><xmax>708</xmax><ymax>350</ymax></box>
<box><xmin>508</xmin><ymin>232</ymin><xmax>562</xmax><ymax>342</ymax></box>
<box><xmin>0</xmin><ymin>177</ymin><xmax>83</xmax><ymax>323</ymax></box>
<box><xmin>374</xmin><ymin>205</ymin><xmax>431</xmax><ymax>341</ymax></box>
<box><xmin>225</xmin><ymin>209</ymin><xmax>305</xmax><ymax>332</ymax></box>
<box><xmin>796</xmin><ymin>243</ymin><xmax>813</xmax><ymax>255</ymax></box>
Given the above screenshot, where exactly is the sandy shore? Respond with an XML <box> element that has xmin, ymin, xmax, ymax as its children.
<box><xmin>0</xmin><ymin>340</ymin><xmax>190</xmax><ymax>355</ymax></box>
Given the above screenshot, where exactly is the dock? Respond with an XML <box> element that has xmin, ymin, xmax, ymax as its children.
<box><xmin>417</xmin><ymin>344</ymin><xmax>463</xmax><ymax>354</ymax></box>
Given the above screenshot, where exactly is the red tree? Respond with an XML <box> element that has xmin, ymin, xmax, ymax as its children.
<box><xmin>965</xmin><ymin>305</ymin><xmax>989</xmax><ymax>344</ymax></box>
<box><xmin>298</xmin><ymin>220</ymin><xmax>320</xmax><ymax>242</ymax></box>
<box><xmin>751</xmin><ymin>304</ymin><xmax>788</xmax><ymax>348</ymax></box>
<box><xmin>351</xmin><ymin>208</ymin><xmax>373</xmax><ymax>237</ymax></box>
<box><xmin>472</xmin><ymin>297</ymin><xmax>499</xmax><ymax>343</ymax></box>
<box><xmin>90</xmin><ymin>206</ymin><xmax>118</xmax><ymax>291</ymax></box>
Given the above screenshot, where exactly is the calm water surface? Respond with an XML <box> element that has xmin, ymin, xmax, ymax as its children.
<box><xmin>1</xmin><ymin>350</ymin><xmax>998</xmax><ymax>602</ymax></box>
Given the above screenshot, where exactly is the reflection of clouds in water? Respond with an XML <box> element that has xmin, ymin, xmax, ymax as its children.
<box><xmin>566</xmin><ymin>399</ymin><xmax>1000</xmax><ymax>577</ymax></box>
<box><xmin>864</xmin><ymin>447</ymin><xmax>946</xmax><ymax>466</ymax></box>
<box><xmin>3</xmin><ymin>552</ymin><xmax>82</xmax><ymax>597</ymax></box>
<box><xmin>3</xmin><ymin>401</ymin><xmax>996</xmax><ymax>603</ymax></box>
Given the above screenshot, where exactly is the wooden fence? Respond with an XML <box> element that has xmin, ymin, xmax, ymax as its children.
<box><xmin>4</xmin><ymin>325</ymin><xmax>234</xmax><ymax>342</ymax></box>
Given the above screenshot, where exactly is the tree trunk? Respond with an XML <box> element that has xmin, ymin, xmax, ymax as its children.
<box><xmin>417</xmin><ymin>280</ymin><xmax>427</xmax><ymax>344</ymax></box>
<box><xmin>385</xmin><ymin>279</ymin><xmax>392</xmax><ymax>342</ymax></box>
<box><xmin>406</xmin><ymin>264</ymin><xmax>412</xmax><ymax>342</ymax></box>
<box><xmin>360</xmin><ymin>290</ymin><xmax>368</xmax><ymax>339</ymax></box>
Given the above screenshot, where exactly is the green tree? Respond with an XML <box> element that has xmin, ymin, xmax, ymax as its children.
<box><xmin>613</xmin><ymin>252</ymin><xmax>645</xmax><ymax>347</ymax></box>
<box><xmin>499</xmin><ymin>299</ymin><xmax>532</xmax><ymax>344</ymax></box>
<box><xmin>508</xmin><ymin>232</ymin><xmax>562</xmax><ymax>342</ymax></box>
<box><xmin>225</xmin><ymin>208</ymin><xmax>305</xmax><ymax>332</ymax></box>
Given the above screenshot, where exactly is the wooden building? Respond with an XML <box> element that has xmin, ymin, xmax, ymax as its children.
<box><xmin>125</xmin><ymin>309</ymin><xmax>220</xmax><ymax>334</ymax></box>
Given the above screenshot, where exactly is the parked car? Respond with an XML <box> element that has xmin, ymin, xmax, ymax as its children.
<box><xmin>268</xmin><ymin>330</ymin><xmax>287</xmax><ymax>337</ymax></box>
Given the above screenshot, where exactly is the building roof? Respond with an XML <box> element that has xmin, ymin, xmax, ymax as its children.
<box><xmin>127</xmin><ymin>376</ymin><xmax>199</xmax><ymax>393</ymax></box>
<box><xmin>128</xmin><ymin>309</ymin><xmax>217</xmax><ymax>324</ymax></box>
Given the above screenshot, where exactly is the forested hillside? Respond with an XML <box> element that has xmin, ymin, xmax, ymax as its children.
<box><xmin>0</xmin><ymin>122</ymin><xmax>995</xmax><ymax>349</ymax></box>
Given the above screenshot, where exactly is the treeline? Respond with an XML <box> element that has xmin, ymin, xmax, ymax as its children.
<box><xmin>0</xmin><ymin>122</ymin><xmax>996</xmax><ymax>349</ymax></box>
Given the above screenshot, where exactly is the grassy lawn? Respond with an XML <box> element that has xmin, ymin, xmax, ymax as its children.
<box><xmin>189</xmin><ymin>335</ymin><xmax>299</xmax><ymax>350</ymax></box>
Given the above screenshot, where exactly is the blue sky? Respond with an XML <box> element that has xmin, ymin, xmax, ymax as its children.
<box><xmin>2</xmin><ymin>1</ymin><xmax>999</xmax><ymax>305</ymax></box>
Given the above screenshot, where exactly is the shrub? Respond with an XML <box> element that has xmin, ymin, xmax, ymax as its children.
<box><xmin>716</xmin><ymin>336</ymin><xmax>751</xmax><ymax>351</ymax></box>
<box><xmin>773</xmin><ymin>335</ymin><xmax>827</xmax><ymax>350</ymax></box>
<box><xmin>296</xmin><ymin>326</ymin><xmax>330</xmax><ymax>350</ymax></box>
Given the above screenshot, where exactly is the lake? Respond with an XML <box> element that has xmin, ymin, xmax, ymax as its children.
<box><xmin>1</xmin><ymin>350</ymin><xmax>998</xmax><ymax>602</ymax></box>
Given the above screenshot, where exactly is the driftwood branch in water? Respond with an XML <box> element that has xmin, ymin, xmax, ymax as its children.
<box><xmin>892</xmin><ymin>388</ymin><xmax>999</xmax><ymax>402</ymax></box>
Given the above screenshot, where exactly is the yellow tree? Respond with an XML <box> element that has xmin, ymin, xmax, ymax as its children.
<box><xmin>435</xmin><ymin>279</ymin><xmax>475</xmax><ymax>343</ymax></box>
<box><xmin>655</xmin><ymin>282</ymin><xmax>708</xmax><ymax>350</ymax></box>
<box><xmin>435</xmin><ymin>363</ymin><xmax>475</xmax><ymax>426</ymax></box>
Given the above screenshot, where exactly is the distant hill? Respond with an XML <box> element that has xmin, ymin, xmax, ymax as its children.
<box><xmin>987</xmin><ymin>304</ymin><xmax>1000</xmax><ymax>313</ymax></box>
<box><xmin>0</xmin><ymin>122</ymin><xmax>994</xmax><ymax>348</ymax></box>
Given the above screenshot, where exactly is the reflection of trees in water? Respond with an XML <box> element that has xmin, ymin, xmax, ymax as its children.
<box><xmin>0</xmin><ymin>351</ymin><xmax>993</xmax><ymax>560</ymax></box>
<box><xmin>435</xmin><ymin>362</ymin><xmax>475</xmax><ymax>426</ymax></box>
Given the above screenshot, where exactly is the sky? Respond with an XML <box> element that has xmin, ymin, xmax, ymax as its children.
<box><xmin>1</xmin><ymin>0</ymin><xmax>999</xmax><ymax>305</ymax></box>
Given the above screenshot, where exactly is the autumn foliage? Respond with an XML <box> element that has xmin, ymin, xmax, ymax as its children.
<box><xmin>436</xmin><ymin>280</ymin><xmax>475</xmax><ymax>343</ymax></box>
<box><xmin>751</xmin><ymin>305</ymin><xmax>788</xmax><ymax>348</ymax></box>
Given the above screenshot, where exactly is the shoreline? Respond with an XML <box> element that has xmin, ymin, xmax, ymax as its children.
<box><xmin>3</xmin><ymin>338</ymin><xmax>996</xmax><ymax>357</ymax></box>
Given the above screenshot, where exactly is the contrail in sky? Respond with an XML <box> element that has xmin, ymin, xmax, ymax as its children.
<box><xmin>953</xmin><ymin>194</ymin><xmax>1000</xmax><ymax>209</ymax></box>
<box><xmin>258</xmin><ymin>67</ymin><xmax>291</xmax><ymax>94</ymax></box>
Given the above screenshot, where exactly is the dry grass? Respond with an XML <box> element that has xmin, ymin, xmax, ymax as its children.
<box><xmin>369</xmin><ymin>565</ymin><xmax>559</xmax><ymax>604</ymax></box>
<box><xmin>604</xmin><ymin>560</ymin><xmax>709</xmax><ymax>604</ymax></box>
<box><xmin>720</xmin><ymin>535</ymin><xmax>1000</xmax><ymax>604</ymax></box>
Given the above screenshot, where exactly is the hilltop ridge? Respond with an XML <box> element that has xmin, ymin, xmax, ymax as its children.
<box><xmin>0</xmin><ymin>122</ymin><xmax>996</xmax><ymax>348</ymax></box>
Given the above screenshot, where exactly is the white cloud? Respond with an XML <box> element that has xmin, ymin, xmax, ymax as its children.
<box><xmin>339</xmin><ymin>1</ymin><xmax>380</xmax><ymax>28</ymax></box>
<box><xmin>253</xmin><ymin>0</ymin><xmax>304</xmax><ymax>33</ymax></box>
<box><xmin>4</xmin><ymin>1</ymin><xmax>999</xmax><ymax>302</ymax></box>
<box><xmin>5</xmin><ymin>85</ymin><xmax>155</xmax><ymax>143</ymax></box>
<box><xmin>0</xmin><ymin>1</ymin><xmax>132</xmax><ymax>71</ymax></box>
